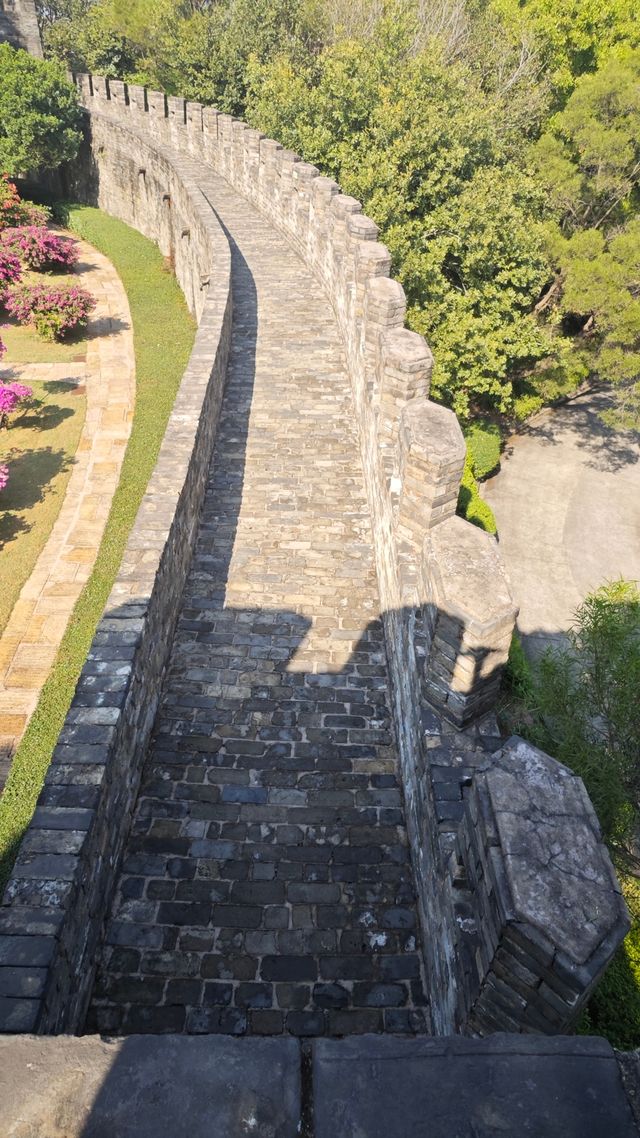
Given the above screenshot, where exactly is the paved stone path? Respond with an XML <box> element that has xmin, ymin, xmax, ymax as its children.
<box><xmin>483</xmin><ymin>390</ymin><xmax>640</xmax><ymax>658</ymax></box>
<box><xmin>0</xmin><ymin>240</ymin><xmax>135</xmax><ymax>786</ymax></box>
<box><xmin>88</xmin><ymin>168</ymin><xmax>428</xmax><ymax>1037</ymax></box>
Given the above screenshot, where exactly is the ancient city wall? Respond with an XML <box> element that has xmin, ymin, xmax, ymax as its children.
<box><xmin>0</xmin><ymin>118</ymin><xmax>233</xmax><ymax>1032</ymax></box>
<box><xmin>0</xmin><ymin>0</ymin><xmax>42</xmax><ymax>56</ymax></box>
<box><xmin>0</xmin><ymin>73</ymin><xmax>630</xmax><ymax>1038</ymax></box>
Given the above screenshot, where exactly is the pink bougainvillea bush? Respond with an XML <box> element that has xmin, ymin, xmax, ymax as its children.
<box><xmin>0</xmin><ymin>247</ymin><xmax>22</xmax><ymax>301</ymax></box>
<box><xmin>6</xmin><ymin>281</ymin><xmax>95</xmax><ymax>341</ymax></box>
<box><xmin>0</xmin><ymin>381</ymin><xmax>33</xmax><ymax>426</ymax></box>
<box><xmin>0</xmin><ymin>226</ymin><xmax>78</xmax><ymax>271</ymax></box>
<box><xmin>0</xmin><ymin>464</ymin><xmax>9</xmax><ymax>491</ymax></box>
<box><xmin>0</xmin><ymin>175</ymin><xmax>49</xmax><ymax>229</ymax></box>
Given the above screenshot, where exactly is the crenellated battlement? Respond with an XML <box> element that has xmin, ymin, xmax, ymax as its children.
<box><xmin>0</xmin><ymin>71</ymin><xmax>629</xmax><ymax>1046</ymax></box>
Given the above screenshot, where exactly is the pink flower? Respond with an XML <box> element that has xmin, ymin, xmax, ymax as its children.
<box><xmin>0</xmin><ymin>227</ymin><xmax>77</xmax><ymax>271</ymax></box>
<box><xmin>0</xmin><ymin>382</ymin><xmax>32</xmax><ymax>418</ymax></box>
<box><xmin>5</xmin><ymin>282</ymin><xmax>95</xmax><ymax>341</ymax></box>
<box><xmin>0</xmin><ymin>464</ymin><xmax>9</xmax><ymax>491</ymax></box>
<box><xmin>7</xmin><ymin>382</ymin><xmax>32</xmax><ymax>401</ymax></box>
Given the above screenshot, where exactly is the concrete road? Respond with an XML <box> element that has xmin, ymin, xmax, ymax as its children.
<box><xmin>482</xmin><ymin>390</ymin><xmax>640</xmax><ymax>658</ymax></box>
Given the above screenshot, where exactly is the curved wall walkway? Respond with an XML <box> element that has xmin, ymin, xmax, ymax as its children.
<box><xmin>0</xmin><ymin>238</ymin><xmax>135</xmax><ymax>786</ymax></box>
<box><xmin>0</xmin><ymin>78</ymin><xmax>628</xmax><ymax>1044</ymax></box>
<box><xmin>87</xmin><ymin>158</ymin><xmax>428</xmax><ymax>1037</ymax></box>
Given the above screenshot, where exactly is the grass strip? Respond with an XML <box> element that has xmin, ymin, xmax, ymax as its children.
<box><xmin>0</xmin><ymin>205</ymin><xmax>196</xmax><ymax>892</ymax></box>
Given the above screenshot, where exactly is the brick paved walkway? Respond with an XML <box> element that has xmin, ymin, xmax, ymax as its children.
<box><xmin>0</xmin><ymin>240</ymin><xmax>135</xmax><ymax>787</ymax></box>
<box><xmin>88</xmin><ymin>170</ymin><xmax>429</xmax><ymax>1037</ymax></box>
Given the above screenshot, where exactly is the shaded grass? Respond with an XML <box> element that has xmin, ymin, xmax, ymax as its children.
<box><xmin>579</xmin><ymin>878</ymin><xmax>640</xmax><ymax>1049</ymax></box>
<box><xmin>0</xmin><ymin>205</ymin><xmax>196</xmax><ymax>892</ymax></box>
<box><xmin>0</xmin><ymin>315</ymin><xmax>87</xmax><ymax>364</ymax></box>
<box><xmin>0</xmin><ymin>378</ymin><xmax>86</xmax><ymax>635</ymax></box>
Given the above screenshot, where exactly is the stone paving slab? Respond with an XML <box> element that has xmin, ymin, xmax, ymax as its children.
<box><xmin>0</xmin><ymin>238</ymin><xmax>135</xmax><ymax>787</ymax></box>
<box><xmin>0</xmin><ymin>1033</ymin><xmax>301</xmax><ymax>1137</ymax></box>
<box><xmin>313</xmin><ymin>1033</ymin><xmax>639</xmax><ymax>1137</ymax></box>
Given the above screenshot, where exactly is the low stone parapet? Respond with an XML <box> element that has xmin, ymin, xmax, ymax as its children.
<box><xmin>0</xmin><ymin>125</ymin><xmax>233</xmax><ymax>1034</ymax></box>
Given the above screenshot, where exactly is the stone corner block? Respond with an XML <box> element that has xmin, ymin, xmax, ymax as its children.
<box><xmin>488</xmin><ymin>736</ymin><xmax>630</xmax><ymax>967</ymax></box>
<box><xmin>421</xmin><ymin>516</ymin><xmax>517</xmax><ymax>724</ymax></box>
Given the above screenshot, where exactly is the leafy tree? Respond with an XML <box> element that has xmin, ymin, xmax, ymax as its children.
<box><xmin>44</xmin><ymin>3</ymin><xmax>140</xmax><ymax>78</ymax></box>
<box><xmin>248</xmin><ymin>31</ymin><xmax>559</xmax><ymax>418</ymax></box>
<box><xmin>490</xmin><ymin>0</ymin><xmax>640</xmax><ymax>104</ymax></box>
<box><xmin>506</xmin><ymin>580</ymin><xmax>640</xmax><ymax>866</ymax></box>
<box><xmin>534</xmin><ymin>49</ymin><xmax>640</xmax><ymax>233</ymax></box>
<box><xmin>531</xmin><ymin>51</ymin><xmax>640</xmax><ymax>426</ymax></box>
<box><xmin>0</xmin><ymin>44</ymin><xmax>82</xmax><ymax>174</ymax></box>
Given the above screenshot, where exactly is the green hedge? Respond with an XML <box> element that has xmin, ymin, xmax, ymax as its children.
<box><xmin>457</xmin><ymin>455</ymin><xmax>497</xmax><ymax>534</ymax></box>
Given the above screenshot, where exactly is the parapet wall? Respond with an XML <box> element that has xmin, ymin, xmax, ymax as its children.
<box><xmin>77</xmin><ymin>74</ymin><xmax>527</xmax><ymax>1031</ymax></box>
<box><xmin>0</xmin><ymin>120</ymin><xmax>232</xmax><ymax>1033</ymax></box>
<box><xmin>0</xmin><ymin>73</ymin><xmax>629</xmax><ymax>1039</ymax></box>
<box><xmin>0</xmin><ymin>0</ymin><xmax>42</xmax><ymax>56</ymax></box>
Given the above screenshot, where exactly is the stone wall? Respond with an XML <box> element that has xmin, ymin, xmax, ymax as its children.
<box><xmin>0</xmin><ymin>113</ymin><xmax>232</xmax><ymax>1033</ymax></box>
<box><xmin>0</xmin><ymin>73</ymin><xmax>629</xmax><ymax>1038</ymax></box>
<box><xmin>0</xmin><ymin>0</ymin><xmax>42</xmax><ymax>56</ymax></box>
<box><xmin>74</xmin><ymin>77</ymin><xmax>521</xmax><ymax>1033</ymax></box>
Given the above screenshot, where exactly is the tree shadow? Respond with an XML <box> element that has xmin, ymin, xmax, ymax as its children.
<box><xmin>517</xmin><ymin>390</ymin><xmax>640</xmax><ymax>474</ymax></box>
<box><xmin>84</xmin><ymin>315</ymin><xmax>130</xmax><ymax>341</ymax></box>
<box><xmin>41</xmin><ymin>379</ymin><xmax>83</xmax><ymax>395</ymax></box>
<box><xmin>16</xmin><ymin>403</ymin><xmax>76</xmax><ymax>432</ymax></box>
<box><xmin>0</xmin><ymin>446</ymin><xmax>74</xmax><ymax>549</ymax></box>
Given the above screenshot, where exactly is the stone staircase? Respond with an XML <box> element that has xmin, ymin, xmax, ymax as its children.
<box><xmin>0</xmin><ymin>1032</ymin><xmax>637</xmax><ymax>1137</ymax></box>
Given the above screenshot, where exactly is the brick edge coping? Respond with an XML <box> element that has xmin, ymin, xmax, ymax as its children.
<box><xmin>0</xmin><ymin>121</ymin><xmax>233</xmax><ymax>1034</ymax></box>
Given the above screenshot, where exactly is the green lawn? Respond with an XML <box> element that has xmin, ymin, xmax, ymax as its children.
<box><xmin>0</xmin><ymin>377</ymin><xmax>86</xmax><ymax>635</ymax></box>
<box><xmin>0</xmin><ymin>206</ymin><xmax>196</xmax><ymax>892</ymax></box>
<box><xmin>0</xmin><ymin>315</ymin><xmax>87</xmax><ymax>364</ymax></box>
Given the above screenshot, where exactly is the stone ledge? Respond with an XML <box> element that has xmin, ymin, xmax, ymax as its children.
<box><xmin>0</xmin><ymin>119</ymin><xmax>233</xmax><ymax>1035</ymax></box>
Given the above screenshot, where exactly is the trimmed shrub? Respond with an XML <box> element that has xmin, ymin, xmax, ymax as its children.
<box><xmin>6</xmin><ymin>282</ymin><xmax>95</xmax><ymax>341</ymax></box>
<box><xmin>0</xmin><ymin>226</ymin><xmax>78</xmax><ymax>271</ymax></box>
<box><xmin>464</xmin><ymin>419</ymin><xmax>502</xmax><ymax>480</ymax></box>
<box><xmin>457</xmin><ymin>456</ymin><xmax>498</xmax><ymax>534</ymax></box>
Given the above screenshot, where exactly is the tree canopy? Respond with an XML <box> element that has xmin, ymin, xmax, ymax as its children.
<box><xmin>0</xmin><ymin>44</ymin><xmax>82</xmax><ymax>175</ymax></box>
<box><xmin>37</xmin><ymin>0</ymin><xmax>640</xmax><ymax>429</ymax></box>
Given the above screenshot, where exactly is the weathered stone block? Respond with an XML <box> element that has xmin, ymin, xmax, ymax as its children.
<box><xmin>458</xmin><ymin>738</ymin><xmax>630</xmax><ymax>1035</ymax></box>
<box><xmin>421</xmin><ymin>516</ymin><xmax>517</xmax><ymax>724</ymax></box>
<box><xmin>396</xmin><ymin>401</ymin><xmax>465</xmax><ymax>543</ymax></box>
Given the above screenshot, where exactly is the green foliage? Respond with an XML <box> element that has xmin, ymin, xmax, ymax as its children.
<box><xmin>247</xmin><ymin>34</ymin><xmax>559</xmax><ymax>419</ymax></box>
<box><xmin>0</xmin><ymin>44</ymin><xmax>82</xmax><ymax>175</ymax></box>
<box><xmin>502</xmin><ymin>632</ymin><xmax>534</xmax><ymax>703</ymax></box>
<box><xmin>463</xmin><ymin>419</ymin><xmax>502</xmax><ymax>479</ymax></box>
<box><xmin>506</xmin><ymin>579</ymin><xmax>640</xmax><ymax>863</ymax></box>
<box><xmin>534</xmin><ymin>50</ymin><xmax>640</xmax><ymax>232</ymax></box>
<box><xmin>579</xmin><ymin>877</ymin><xmax>640</xmax><ymax>1050</ymax></box>
<box><xmin>457</xmin><ymin>456</ymin><xmax>498</xmax><ymax>534</ymax></box>
<box><xmin>0</xmin><ymin>206</ymin><xmax>195</xmax><ymax>893</ymax></box>
<box><xmin>39</xmin><ymin>0</ymin><xmax>640</xmax><ymax>427</ymax></box>
<box><xmin>490</xmin><ymin>0</ymin><xmax>640</xmax><ymax>104</ymax></box>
